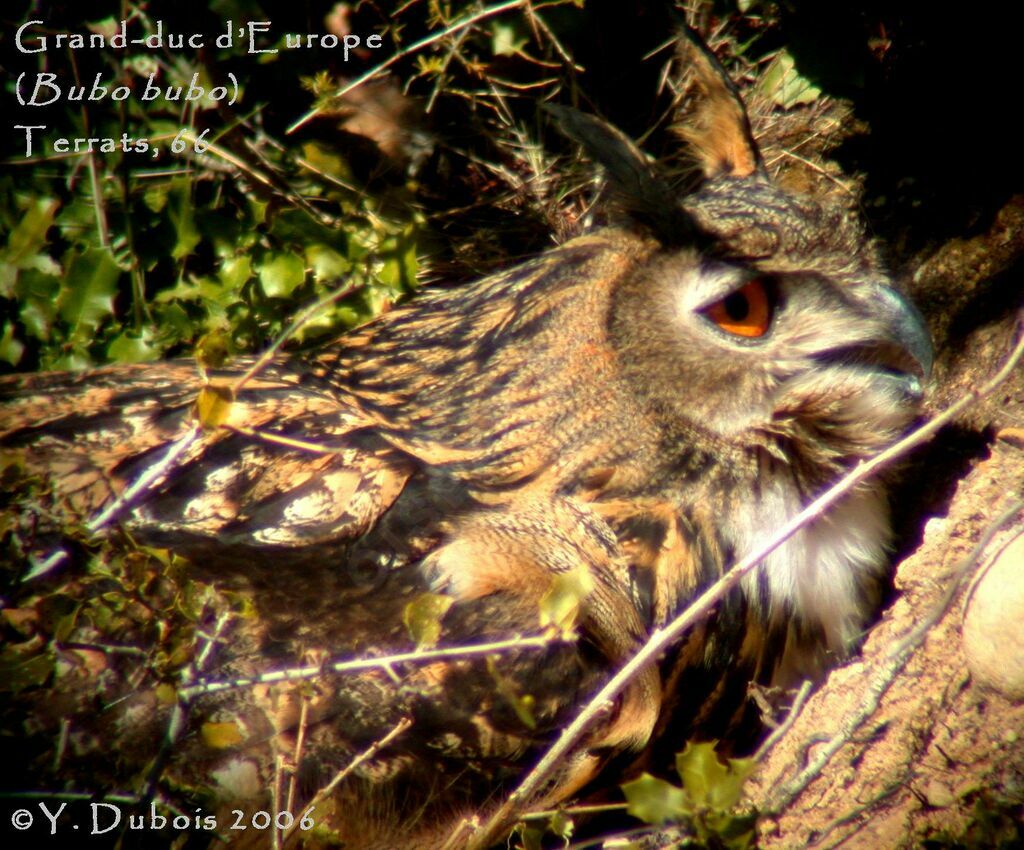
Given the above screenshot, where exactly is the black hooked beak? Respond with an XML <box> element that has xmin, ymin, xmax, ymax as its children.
<box><xmin>818</xmin><ymin>284</ymin><xmax>933</xmax><ymax>403</ymax></box>
<box><xmin>856</xmin><ymin>284</ymin><xmax>933</xmax><ymax>401</ymax></box>
<box><xmin>874</xmin><ymin>285</ymin><xmax>933</xmax><ymax>375</ymax></box>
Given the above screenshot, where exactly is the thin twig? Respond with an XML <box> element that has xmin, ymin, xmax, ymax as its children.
<box><xmin>519</xmin><ymin>801</ymin><xmax>628</xmax><ymax>821</ymax></box>
<box><xmin>286</xmin><ymin>695</ymin><xmax>310</xmax><ymax>817</ymax></box>
<box><xmin>466</xmin><ymin>313</ymin><xmax>1024</xmax><ymax>848</ymax></box>
<box><xmin>272</xmin><ymin>755</ymin><xmax>284</xmax><ymax>850</ymax></box>
<box><xmin>287</xmin><ymin>0</ymin><xmax>527</xmax><ymax>134</ymax></box>
<box><xmin>53</xmin><ymin>719</ymin><xmax>70</xmax><ymax>772</ymax></box>
<box><xmin>24</xmin><ymin>426</ymin><xmax>201</xmax><ymax>581</ymax></box>
<box><xmin>753</xmin><ymin>679</ymin><xmax>814</xmax><ymax>762</ymax></box>
<box><xmin>775</xmin><ymin>147</ymin><xmax>855</xmax><ymax>197</ymax></box>
<box><xmin>61</xmin><ymin>640</ymin><xmax>148</xmax><ymax>658</ymax></box>
<box><xmin>221</xmin><ymin>423</ymin><xmax>353</xmax><ymax>455</ymax></box>
<box><xmin>523</xmin><ymin>6</ymin><xmax>583</xmax><ymax>70</ymax></box>
<box><xmin>67</xmin><ymin>50</ymin><xmax>110</xmax><ymax>249</ymax></box>
<box><xmin>230</xmin><ymin>283</ymin><xmax>360</xmax><ymax>395</ymax></box>
<box><xmin>813</xmin><ymin>773</ymin><xmax>910</xmax><ymax>850</ymax></box>
<box><xmin>280</xmin><ymin>717</ymin><xmax>413</xmax><ymax>843</ymax></box>
<box><xmin>0</xmin><ymin>791</ymin><xmax>140</xmax><ymax>804</ymax></box>
<box><xmin>180</xmin><ymin>632</ymin><xmax>564</xmax><ymax>701</ymax></box>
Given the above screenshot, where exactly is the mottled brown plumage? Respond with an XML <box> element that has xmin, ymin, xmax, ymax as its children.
<box><xmin>0</xmin><ymin>32</ymin><xmax>931</xmax><ymax>848</ymax></box>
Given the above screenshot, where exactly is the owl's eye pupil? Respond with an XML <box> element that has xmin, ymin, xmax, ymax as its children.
<box><xmin>702</xmin><ymin>277</ymin><xmax>774</xmax><ymax>338</ymax></box>
<box><xmin>722</xmin><ymin>291</ymin><xmax>750</xmax><ymax>322</ymax></box>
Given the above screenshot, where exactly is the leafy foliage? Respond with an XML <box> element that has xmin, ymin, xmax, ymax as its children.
<box><xmin>0</xmin><ymin>0</ymin><xmax>585</xmax><ymax>374</ymax></box>
<box><xmin>403</xmin><ymin>591</ymin><xmax>455</xmax><ymax>647</ymax></box>
<box><xmin>621</xmin><ymin>741</ymin><xmax>757</xmax><ymax>848</ymax></box>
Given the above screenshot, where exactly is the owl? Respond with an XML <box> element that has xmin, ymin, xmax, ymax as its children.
<box><xmin>0</xmin><ymin>30</ymin><xmax>930</xmax><ymax>849</ymax></box>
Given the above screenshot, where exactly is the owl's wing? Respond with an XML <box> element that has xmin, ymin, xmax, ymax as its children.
<box><xmin>0</xmin><ymin>359</ymin><xmax>413</xmax><ymax>572</ymax></box>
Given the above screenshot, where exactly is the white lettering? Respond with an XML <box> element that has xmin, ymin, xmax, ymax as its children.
<box><xmin>36</xmin><ymin>802</ymin><xmax>67</xmax><ymax>834</ymax></box>
<box><xmin>91</xmin><ymin>802</ymin><xmax>121</xmax><ymax>835</ymax></box>
<box><xmin>15</xmin><ymin>125</ymin><xmax>45</xmax><ymax>157</ymax></box>
<box><xmin>15</xmin><ymin>20</ymin><xmax>45</xmax><ymax>54</ymax></box>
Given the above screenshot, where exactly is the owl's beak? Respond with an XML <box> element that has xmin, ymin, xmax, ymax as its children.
<box><xmin>824</xmin><ymin>284</ymin><xmax>933</xmax><ymax>402</ymax></box>
<box><xmin>871</xmin><ymin>285</ymin><xmax>934</xmax><ymax>382</ymax></box>
<box><xmin>850</xmin><ymin>284</ymin><xmax>933</xmax><ymax>402</ymax></box>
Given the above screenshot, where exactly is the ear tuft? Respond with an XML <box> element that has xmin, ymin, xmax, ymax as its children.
<box><xmin>676</xmin><ymin>27</ymin><xmax>763</xmax><ymax>179</ymax></box>
<box><xmin>544</xmin><ymin>103</ymin><xmax>697</xmax><ymax>244</ymax></box>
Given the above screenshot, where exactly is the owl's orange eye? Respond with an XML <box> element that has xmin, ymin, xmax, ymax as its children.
<box><xmin>703</xmin><ymin>277</ymin><xmax>773</xmax><ymax>338</ymax></box>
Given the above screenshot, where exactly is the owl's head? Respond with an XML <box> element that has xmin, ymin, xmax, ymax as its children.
<box><xmin>555</xmin><ymin>30</ymin><xmax>932</xmax><ymax>482</ymax></box>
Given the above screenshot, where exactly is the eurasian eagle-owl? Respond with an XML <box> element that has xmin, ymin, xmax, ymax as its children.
<box><xmin>0</xmin><ymin>30</ymin><xmax>931</xmax><ymax>849</ymax></box>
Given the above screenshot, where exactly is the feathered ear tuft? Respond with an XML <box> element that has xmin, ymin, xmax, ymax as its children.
<box><xmin>544</xmin><ymin>103</ymin><xmax>697</xmax><ymax>245</ymax></box>
<box><xmin>543</xmin><ymin>27</ymin><xmax>765</xmax><ymax>242</ymax></box>
<box><xmin>675</xmin><ymin>26</ymin><xmax>764</xmax><ymax>180</ymax></box>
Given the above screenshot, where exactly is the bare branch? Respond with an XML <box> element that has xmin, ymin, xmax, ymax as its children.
<box><xmin>179</xmin><ymin>632</ymin><xmax>566</xmax><ymax>702</ymax></box>
<box><xmin>286</xmin><ymin>0</ymin><xmax>527</xmax><ymax>134</ymax></box>
<box><xmin>24</xmin><ymin>426</ymin><xmax>201</xmax><ymax>582</ymax></box>
<box><xmin>280</xmin><ymin>717</ymin><xmax>413</xmax><ymax>844</ymax></box>
<box><xmin>753</xmin><ymin>679</ymin><xmax>814</xmax><ymax>762</ymax></box>
<box><xmin>286</xmin><ymin>696</ymin><xmax>311</xmax><ymax>817</ymax></box>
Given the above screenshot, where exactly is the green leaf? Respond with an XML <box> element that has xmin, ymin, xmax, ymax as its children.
<box><xmin>374</xmin><ymin>227</ymin><xmax>419</xmax><ymax>291</ymax></box>
<box><xmin>126</xmin><ymin>54</ymin><xmax>160</xmax><ymax>79</ymax></box>
<box><xmin>539</xmin><ymin>563</ymin><xmax>594</xmax><ymax>634</ymax></box>
<box><xmin>258</xmin><ymin>251</ymin><xmax>306</xmax><ymax>298</ymax></box>
<box><xmin>249</xmin><ymin>197</ymin><xmax>268</xmax><ymax>225</ymax></box>
<box><xmin>153</xmin><ymin>301</ymin><xmax>196</xmax><ymax>344</ymax></box>
<box><xmin>2</xmin><ymin>197</ymin><xmax>60</xmax><ymax>268</ymax></box>
<box><xmin>757</xmin><ymin>50</ymin><xmax>822</xmax><ymax>109</ymax></box>
<box><xmin>219</xmin><ymin>255</ymin><xmax>253</xmax><ymax>291</ymax></box>
<box><xmin>486</xmin><ymin>656</ymin><xmax>536</xmax><ymax>729</ymax></box>
<box><xmin>107</xmin><ymin>328</ymin><xmax>162</xmax><ymax>363</ymax></box>
<box><xmin>622</xmin><ymin>773</ymin><xmax>690</xmax><ymax>825</ymax></box>
<box><xmin>49</xmin><ymin>344</ymin><xmax>93</xmax><ymax>371</ymax></box>
<box><xmin>156</xmin><ymin>275</ymin><xmax>237</xmax><ymax>314</ymax></box>
<box><xmin>403</xmin><ymin>592</ymin><xmax>454</xmax><ymax>647</ymax></box>
<box><xmin>195</xmin><ymin>384</ymin><xmax>235</xmax><ymax>430</ymax></box>
<box><xmin>0</xmin><ymin>323</ymin><xmax>24</xmax><ymax>366</ymax></box>
<box><xmin>155</xmin><ymin>683</ymin><xmax>177</xmax><ymax>705</ymax></box>
<box><xmin>513</xmin><ymin>824</ymin><xmax>545</xmax><ymax>850</ymax></box>
<box><xmin>55</xmin><ymin>197</ymin><xmax>97</xmax><ymax>241</ymax></box>
<box><xmin>300</xmin><ymin>141</ymin><xmax>351</xmax><ymax>182</ymax></box>
<box><xmin>201</xmin><ymin>720</ymin><xmax>245</xmax><ymax>749</ymax></box>
<box><xmin>548</xmin><ymin>811</ymin><xmax>574</xmax><ymax>841</ymax></box>
<box><xmin>676</xmin><ymin>741</ymin><xmax>756</xmax><ymax>810</ymax></box>
<box><xmin>0</xmin><ymin>645</ymin><xmax>54</xmax><ymax>693</ymax></box>
<box><xmin>86</xmin><ymin>17</ymin><xmax>120</xmax><ymax>39</ymax></box>
<box><xmin>35</xmin><ymin>593</ymin><xmax>80</xmax><ymax>633</ymax></box>
<box><xmin>143</xmin><ymin>184</ymin><xmax>169</xmax><ymax>213</ymax></box>
<box><xmin>705</xmin><ymin>810</ymin><xmax>759</xmax><ymax>849</ymax></box>
<box><xmin>195</xmin><ymin>330</ymin><xmax>231</xmax><ymax>369</ymax></box>
<box><xmin>492</xmin><ymin>21</ymin><xmax>527</xmax><ymax>56</ymax></box>
<box><xmin>167</xmin><ymin>182</ymin><xmax>201</xmax><ymax>260</ymax></box>
<box><xmin>58</xmin><ymin>246</ymin><xmax>121</xmax><ymax>341</ymax></box>
<box><xmin>16</xmin><ymin>269</ymin><xmax>60</xmax><ymax>340</ymax></box>
<box><xmin>306</xmin><ymin>243</ymin><xmax>350</xmax><ymax>283</ymax></box>
<box><xmin>0</xmin><ymin>262</ymin><xmax>15</xmax><ymax>298</ymax></box>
